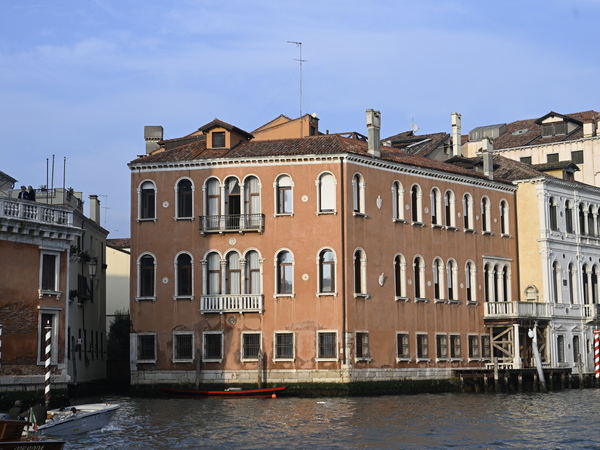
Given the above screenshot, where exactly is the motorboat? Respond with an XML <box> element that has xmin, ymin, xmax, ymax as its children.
<box><xmin>0</xmin><ymin>418</ymin><xmax>65</xmax><ymax>449</ymax></box>
<box><xmin>34</xmin><ymin>403</ymin><xmax>119</xmax><ymax>436</ymax></box>
<box><xmin>159</xmin><ymin>385</ymin><xmax>288</xmax><ymax>398</ymax></box>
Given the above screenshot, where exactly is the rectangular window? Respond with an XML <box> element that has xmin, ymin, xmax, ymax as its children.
<box><xmin>572</xmin><ymin>150</ymin><xmax>584</xmax><ymax>164</ymax></box>
<box><xmin>277</xmin><ymin>187</ymin><xmax>292</xmax><ymax>214</ymax></box>
<box><xmin>468</xmin><ymin>335</ymin><xmax>479</xmax><ymax>358</ymax></box>
<box><xmin>557</xmin><ymin>335</ymin><xmax>565</xmax><ymax>363</ymax></box>
<box><xmin>212</xmin><ymin>131</ymin><xmax>225</xmax><ymax>148</ymax></box>
<box><xmin>137</xmin><ymin>334</ymin><xmax>156</xmax><ymax>361</ymax></box>
<box><xmin>242</xmin><ymin>332</ymin><xmax>261</xmax><ymax>360</ymax></box>
<box><xmin>397</xmin><ymin>333</ymin><xmax>410</xmax><ymax>359</ymax></box>
<box><xmin>174</xmin><ymin>333</ymin><xmax>193</xmax><ymax>361</ymax></box>
<box><xmin>450</xmin><ymin>335</ymin><xmax>461</xmax><ymax>358</ymax></box>
<box><xmin>436</xmin><ymin>334</ymin><xmax>448</xmax><ymax>359</ymax></box>
<box><xmin>274</xmin><ymin>332</ymin><xmax>294</xmax><ymax>360</ymax></box>
<box><xmin>520</xmin><ymin>156</ymin><xmax>532</xmax><ymax>164</ymax></box>
<box><xmin>481</xmin><ymin>335</ymin><xmax>491</xmax><ymax>359</ymax></box>
<box><xmin>141</xmin><ymin>187</ymin><xmax>155</xmax><ymax>219</ymax></box>
<box><xmin>573</xmin><ymin>335</ymin><xmax>581</xmax><ymax>364</ymax></box>
<box><xmin>203</xmin><ymin>332</ymin><xmax>223</xmax><ymax>361</ymax></box>
<box><xmin>318</xmin><ymin>331</ymin><xmax>337</xmax><ymax>359</ymax></box>
<box><xmin>547</xmin><ymin>153</ymin><xmax>559</xmax><ymax>163</ymax></box>
<box><xmin>416</xmin><ymin>334</ymin><xmax>428</xmax><ymax>359</ymax></box>
<box><xmin>355</xmin><ymin>332</ymin><xmax>370</xmax><ymax>359</ymax></box>
<box><xmin>41</xmin><ymin>254</ymin><xmax>58</xmax><ymax>291</ymax></box>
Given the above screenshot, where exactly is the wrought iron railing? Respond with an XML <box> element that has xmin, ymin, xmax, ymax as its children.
<box><xmin>199</xmin><ymin>213</ymin><xmax>265</xmax><ymax>234</ymax></box>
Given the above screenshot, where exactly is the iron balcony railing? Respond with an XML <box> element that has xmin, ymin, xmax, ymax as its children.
<box><xmin>200</xmin><ymin>294</ymin><xmax>263</xmax><ymax>314</ymax></box>
<box><xmin>0</xmin><ymin>198</ymin><xmax>73</xmax><ymax>227</ymax></box>
<box><xmin>199</xmin><ymin>213</ymin><xmax>265</xmax><ymax>234</ymax></box>
<box><xmin>484</xmin><ymin>301</ymin><xmax>551</xmax><ymax>319</ymax></box>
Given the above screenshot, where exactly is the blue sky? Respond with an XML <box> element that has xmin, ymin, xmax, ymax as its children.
<box><xmin>2</xmin><ymin>0</ymin><xmax>600</xmax><ymax>237</ymax></box>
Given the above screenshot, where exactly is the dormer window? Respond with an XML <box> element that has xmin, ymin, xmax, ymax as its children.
<box><xmin>212</xmin><ymin>132</ymin><xmax>225</xmax><ymax>148</ymax></box>
<box><xmin>542</xmin><ymin>122</ymin><xmax>566</xmax><ymax>137</ymax></box>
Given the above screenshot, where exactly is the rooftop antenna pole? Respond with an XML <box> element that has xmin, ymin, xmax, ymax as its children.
<box><xmin>287</xmin><ymin>41</ymin><xmax>306</xmax><ymax>137</ymax></box>
<box><xmin>63</xmin><ymin>157</ymin><xmax>66</xmax><ymax>192</ymax></box>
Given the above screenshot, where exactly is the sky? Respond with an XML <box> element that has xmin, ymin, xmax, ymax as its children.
<box><xmin>3</xmin><ymin>0</ymin><xmax>600</xmax><ymax>238</ymax></box>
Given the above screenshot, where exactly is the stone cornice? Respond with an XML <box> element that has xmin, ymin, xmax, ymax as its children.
<box><xmin>130</xmin><ymin>153</ymin><xmax>517</xmax><ymax>193</ymax></box>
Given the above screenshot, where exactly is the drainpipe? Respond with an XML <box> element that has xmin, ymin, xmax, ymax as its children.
<box><xmin>340</xmin><ymin>158</ymin><xmax>347</xmax><ymax>368</ymax></box>
<box><xmin>528</xmin><ymin>321</ymin><xmax>547</xmax><ymax>392</ymax></box>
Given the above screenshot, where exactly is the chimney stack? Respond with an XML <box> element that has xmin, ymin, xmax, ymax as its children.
<box><xmin>482</xmin><ymin>137</ymin><xmax>494</xmax><ymax>180</ymax></box>
<box><xmin>144</xmin><ymin>126</ymin><xmax>164</xmax><ymax>154</ymax></box>
<box><xmin>583</xmin><ymin>119</ymin><xmax>596</xmax><ymax>138</ymax></box>
<box><xmin>451</xmin><ymin>112</ymin><xmax>462</xmax><ymax>156</ymax></box>
<box><xmin>366</xmin><ymin>109</ymin><xmax>381</xmax><ymax>158</ymax></box>
<box><xmin>89</xmin><ymin>195</ymin><xmax>101</xmax><ymax>225</ymax></box>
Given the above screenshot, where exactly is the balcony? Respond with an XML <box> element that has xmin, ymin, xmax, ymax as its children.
<box><xmin>0</xmin><ymin>199</ymin><xmax>73</xmax><ymax>227</ymax></box>
<box><xmin>199</xmin><ymin>214</ymin><xmax>265</xmax><ymax>235</ymax></box>
<box><xmin>200</xmin><ymin>294</ymin><xmax>263</xmax><ymax>314</ymax></box>
<box><xmin>584</xmin><ymin>304</ymin><xmax>600</xmax><ymax>322</ymax></box>
<box><xmin>484</xmin><ymin>301</ymin><xmax>551</xmax><ymax>319</ymax></box>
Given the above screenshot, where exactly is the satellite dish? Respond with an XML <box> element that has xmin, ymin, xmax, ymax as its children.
<box><xmin>411</xmin><ymin>121</ymin><xmax>419</xmax><ymax>133</ymax></box>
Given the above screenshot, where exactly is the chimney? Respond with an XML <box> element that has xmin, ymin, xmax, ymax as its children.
<box><xmin>144</xmin><ymin>126</ymin><xmax>164</xmax><ymax>154</ymax></box>
<box><xmin>89</xmin><ymin>195</ymin><xmax>101</xmax><ymax>225</ymax></box>
<box><xmin>583</xmin><ymin>119</ymin><xmax>596</xmax><ymax>138</ymax></box>
<box><xmin>366</xmin><ymin>109</ymin><xmax>381</xmax><ymax>158</ymax></box>
<box><xmin>482</xmin><ymin>137</ymin><xmax>494</xmax><ymax>180</ymax></box>
<box><xmin>451</xmin><ymin>112</ymin><xmax>462</xmax><ymax>156</ymax></box>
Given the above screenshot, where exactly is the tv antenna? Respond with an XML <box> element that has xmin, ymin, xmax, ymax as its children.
<box><xmin>287</xmin><ymin>41</ymin><xmax>307</xmax><ymax>137</ymax></box>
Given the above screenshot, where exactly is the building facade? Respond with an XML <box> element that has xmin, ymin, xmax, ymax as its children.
<box><xmin>128</xmin><ymin>112</ymin><xmax>519</xmax><ymax>386</ymax></box>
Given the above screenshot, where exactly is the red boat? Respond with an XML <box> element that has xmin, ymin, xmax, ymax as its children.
<box><xmin>159</xmin><ymin>386</ymin><xmax>288</xmax><ymax>399</ymax></box>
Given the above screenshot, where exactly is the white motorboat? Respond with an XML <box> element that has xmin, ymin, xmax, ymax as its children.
<box><xmin>34</xmin><ymin>403</ymin><xmax>120</xmax><ymax>436</ymax></box>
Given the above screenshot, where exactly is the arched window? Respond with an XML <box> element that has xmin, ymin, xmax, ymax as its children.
<box><xmin>206</xmin><ymin>252</ymin><xmax>221</xmax><ymax>295</ymax></box>
<box><xmin>445</xmin><ymin>190</ymin><xmax>456</xmax><ymax>227</ymax></box>
<box><xmin>411</xmin><ymin>184</ymin><xmax>422</xmax><ymax>223</ymax></box>
<box><xmin>245</xmin><ymin>176</ymin><xmax>261</xmax><ymax>215</ymax></box>
<box><xmin>433</xmin><ymin>258</ymin><xmax>444</xmax><ymax>300</ymax></box>
<box><xmin>354</xmin><ymin>249</ymin><xmax>367</xmax><ymax>295</ymax></box>
<box><xmin>175</xmin><ymin>253</ymin><xmax>192</xmax><ymax>297</ymax></box>
<box><xmin>549</xmin><ymin>197</ymin><xmax>558</xmax><ymax>231</ymax></box>
<box><xmin>392</xmin><ymin>181</ymin><xmax>404</xmax><ymax>221</ymax></box>
<box><xmin>553</xmin><ymin>261</ymin><xmax>562</xmax><ymax>303</ymax></box>
<box><xmin>588</xmin><ymin>205</ymin><xmax>595</xmax><ymax>237</ymax></box>
<box><xmin>275</xmin><ymin>175</ymin><xmax>293</xmax><ymax>215</ymax></box>
<box><xmin>225</xmin><ymin>251</ymin><xmax>241</xmax><ymax>294</ymax></box>
<box><xmin>501</xmin><ymin>265</ymin><xmax>509</xmax><ymax>302</ymax></box>
<box><xmin>318</xmin><ymin>249</ymin><xmax>335</xmax><ymax>293</ymax></box>
<box><xmin>245</xmin><ymin>250</ymin><xmax>261</xmax><ymax>295</ymax></box>
<box><xmin>448</xmin><ymin>259</ymin><xmax>458</xmax><ymax>301</ymax></box>
<box><xmin>500</xmin><ymin>200</ymin><xmax>509</xmax><ymax>235</ymax></box>
<box><xmin>176</xmin><ymin>179</ymin><xmax>193</xmax><ymax>219</ymax></box>
<box><xmin>583</xmin><ymin>264</ymin><xmax>590</xmax><ymax>304</ymax></box>
<box><xmin>481</xmin><ymin>196</ymin><xmax>491</xmax><ymax>233</ymax></box>
<box><xmin>565</xmin><ymin>201</ymin><xmax>574</xmax><ymax>234</ymax></box>
<box><xmin>568</xmin><ymin>263</ymin><xmax>577</xmax><ymax>304</ymax></box>
<box><xmin>463</xmin><ymin>193</ymin><xmax>474</xmax><ymax>230</ymax></box>
<box><xmin>317</xmin><ymin>173</ymin><xmax>336</xmax><ymax>213</ymax></box>
<box><xmin>414</xmin><ymin>256</ymin><xmax>425</xmax><ymax>299</ymax></box>
<box><xmin>593</xmin><ymin>265</ymin><xmax>599</xmax><ymax>304</ymax></box>
<box><xmin>394</xmin><ymin>254</ymin><xmax>407</xmax><ymax>298</ymax></box>
<box><xmin>353</xmin><ymin>173</ymin><xmax>365</xmax><ymax>214</ymax></box>
<box><xmin>139</xmin><ymin>180</ymin><xmax>156</xmax><ymax>220</ymax></box>
<box><xmin>431</xmin><ymin>188</ymin><xmax>442</xmax><ymax>226</ymax></box>
<box><xmin>138</xmin><ymin>254</ymin><xmax>156</xmax><ymax>298</ymax></box>
<box><xmin>484</xmin><ymin>263</ymin><xmax>492</xmax><ymax>302</ymax></box>
<box><xmin>277</xmin><ymin>250</ymin><xmax>293</xmax><ymax>294</ymax></box>
<box><xmin>579</xmin><ymin>203</ymin><xmax>586</xmax><ymax>235</ymax></box>
<box><xmin>465</xmin><ymin>260</ymin><xmax>476</xmax><ymax>302</ymax></box>
<box><xmin>224</xmin><ymin>177</ymin><xmax>241</xmax><ymax>228</ymax></box>
<box><xmin>205</xmin><ymin>178</ymin><xmax>220</xmax><ymax>229</ymax></box>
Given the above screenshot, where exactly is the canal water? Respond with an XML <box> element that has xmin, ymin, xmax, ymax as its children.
<box><xmin>63</xmin><ymin>389</ymin><xmax>600</xmax><ymax>449</ymax></box>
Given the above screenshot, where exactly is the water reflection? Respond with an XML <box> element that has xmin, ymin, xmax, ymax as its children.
<box><xmin>62</xmin><ymin>390</ymin><xmax>600</xmax><ymax>449</ymax></box>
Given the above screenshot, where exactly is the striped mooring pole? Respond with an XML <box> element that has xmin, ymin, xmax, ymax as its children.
<box><xmin>595</xmin><ymin>329</ymin><xmax>600</xmax><ymax>379</ymax></box>
<box><xmin>44</xmin><ymin>320</ymin><xmax>52</xmax><ymax>403</ymax></box>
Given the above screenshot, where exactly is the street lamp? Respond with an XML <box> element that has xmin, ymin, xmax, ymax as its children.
<box><xmin>88</xmin><ymin>257</ymin><xmax>98</xmax><ymax>302</ymax></box>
